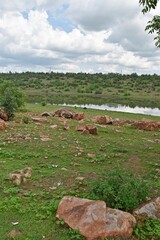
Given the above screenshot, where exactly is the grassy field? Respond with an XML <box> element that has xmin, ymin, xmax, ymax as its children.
<box><xmin>0</xmin><ymin>103</ymin><xmax>160</xmax><ymax>240</ymax></box>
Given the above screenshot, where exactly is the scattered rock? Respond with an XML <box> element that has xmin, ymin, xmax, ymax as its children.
<box><xmin>73</xmin><ymin>113</ymin><xmax>85</xmax><ymax>121</ymax></box>
<box><xmin>133</xmin><ymin>197</ymin><xmax>160</xmax><ymax>219</ymax></box>
<box><xmin>8</xmin><ymin>229</ymin><xmax>22</xmax><ymax>239</ymax></box>
<box><xmin>87</xmin><ymin>153</ymin><xmax>96</xmax><ymax>158</ymax></box>
<box><xmin>31</xmin><ymin>117</ymin><xmax>48</xmax><ymax>123</ymax></box>
<box><xmin>61</xmin><ymin>168</ymin><xmax>68</xmax><ymax>171</ymax></box>
<box><xmin>132</xmin><ymin>119</ymin><xmax>160</xmax><ymax>131</ymax></box>
<box><xmin>41</xmin><ymin>112</ymin><xmax>52</xmax><ymax>117</ymax></box>
<box><xmin>56</xmin><ymin>196</ymin><xmax>136</xmax><ymax>240</ymax></box>
<box><xmin>76</xmin><ymin>125</ymin><xmax>86</xmax><ymax>132</ymax></box>
<box><xmin>63</xmin><ymin>124</ymin><xmax>70</xmax><ymax>131</ymax></box>
<box><xmin>76</xmin><ymin>177</ymin><xmax>85</xmax><ymax>181</ymax></box>
<box><xmin>86</xmin><ymin>125</ymin><xmax>97</xmax><ymax>135</ymax></box>
<box><xmin>92</xmin><ymin>115</ymin><xmax>112</xmax><ymax>125</ymax></box>
<box><xmin>7</xmin><ymin>167</ymin><xmax>32</xmax><ymax>186</ymax></box>
<box><xmin>40</xmin><ymin>135</ymin><xmax>51</xmax><ymax>141</ymax></box>
<box><xmin>113</xmin><ymin>119</ymin><xmax>134</xmax><ymax>126</ymax></box>
<box><xmin>0</xmin><ymin>119</ymin><xmax>6</xmax><ymax>131</ymax></box>
<box><xmin>54</xmin><ymin>109</ymin><xmax>75</xmax><ymax>119</ymax></box>
<box><xmin>50</xmin><ymin>124</ymin><xmax>58</xmax><ymax>129</ymax></box>
<box><xmin>76</xmin><ymin>125</ymin><xmax>97</xmax><ymax>135</ymax></box>
<box><xmin>0</xmin><ymin>110</ymin><xmax>9</xmax><ymax>121</ymax></box>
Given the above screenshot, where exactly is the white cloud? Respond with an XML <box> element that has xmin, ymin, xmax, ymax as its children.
<box><xmin>0</xmin><ymin>0</ymin><xmax>159</xmax><ymax>74</ymax></box>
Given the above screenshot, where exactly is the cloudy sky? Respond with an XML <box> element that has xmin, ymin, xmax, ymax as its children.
<box><xmin>0</xmin><ymin>0</ymin><xmax>160</xmax><ymax>74</ymax></box>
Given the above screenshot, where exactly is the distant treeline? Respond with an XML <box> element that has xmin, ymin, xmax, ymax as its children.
<box><xmin>0</xmin><ymin>72</ymin><xmax>160</xmax><ymax>108</ymax></box>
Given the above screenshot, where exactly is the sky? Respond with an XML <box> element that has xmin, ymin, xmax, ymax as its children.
<box><xmin>0</xmin><ymin>0</ymin><xmax>160</xmax><ymax>74</ymax></box>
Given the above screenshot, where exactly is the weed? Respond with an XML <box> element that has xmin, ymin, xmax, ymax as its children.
<box><xmin>88</xmin><ymin>169</ymin><xmax>149</xmax><ymax>211</ymax></box>
<box><xmin>134</xmin><ymin>218</ymin><xmax>160</xmax><ymax>239</ymax></box>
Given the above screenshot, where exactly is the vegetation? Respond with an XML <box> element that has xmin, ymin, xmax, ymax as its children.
<box><xmin>0</xmin><ymin>82</ymin><xmax>25</xmax><ymax>119</ymax></box>
<box><xmin>139</xmin><ymin>0</ymin><xmax>160</xmax><ymax>47</ymax></box>
<box><xmin>0</xmin><ymin>72</ymin><xmax>160</xmax><ymax>108</ymax></box>
<box><xmin>0</xmin><ymin>103</ymin><xmax>159</xmax><ymax>239</ymax></box>
<box><xmin>88</xmin><ymin>169</ymin><xmax>148</xmax><ymax>211</ymax></box>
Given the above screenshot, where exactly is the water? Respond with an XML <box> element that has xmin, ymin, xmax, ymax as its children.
<box><xmin>56</xmin><ymin>103</ymin><xmax>160</xmax><ymax>117</ymax></box>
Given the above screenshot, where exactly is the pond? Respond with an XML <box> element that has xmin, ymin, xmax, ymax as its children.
<box><xmin>56</xmin><ymin>103</ymin><xmax>160</xmax><ymax>117</ymax></box>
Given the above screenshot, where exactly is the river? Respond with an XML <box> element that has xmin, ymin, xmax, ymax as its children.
<box><xmin>56</xmin><ymin>103</ymin><xmax>160</xmax><ymax>117</ymax></box>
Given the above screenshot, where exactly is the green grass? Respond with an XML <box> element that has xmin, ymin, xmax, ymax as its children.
<box><xmin>0</xmin><ymin>103</ymin><xmax>160</xmax><ymax>239</ymax></box>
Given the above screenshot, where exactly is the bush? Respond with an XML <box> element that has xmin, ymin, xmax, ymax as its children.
<box><xmin>0</xmin><ymin>83</ymin><xmax>25</xmax><ymax>119</ymax></box>
<box><xmin>88</xmin><ymin>169</ymin><xmax>148</xmax><ymax>211</ymax></box>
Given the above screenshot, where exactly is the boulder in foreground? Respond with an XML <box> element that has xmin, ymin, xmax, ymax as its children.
<box><xmin>56</xmin><ymin>196</ymin><xmax>136</xmax><ymax>240</ymax></box>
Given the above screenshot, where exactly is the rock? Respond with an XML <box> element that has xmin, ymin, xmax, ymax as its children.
<box><xmin>73</xmin><ymin>113</ymin><xmax>85</xmax><ymax>121</ymax></box>
<box><xmin>54</xmin><ymin>109</ymin><xmax>75</xmax><ymax>119</ymax></box>
<box><xmin>50</xmin><ymin>124</ymin><xmax>58</xmax><ymax>129</ymax></box>
<box><xmin>63</xmin><ymin>124</ymin><xmax>70</xmax><ymax>131</ymax></box>
<box><xmin>0</xmin><ymin>110</ymin><xmax>9</xmax><ymax>121</ymax></box>
<box><xmin>112</xmin><ymin>120</ymin><xmax>134</xmax><ymax>126</ymax></box>
<box><xmin>92</xmin><ymin>115</ymin><xmax>112</xmax><ymax>125</ymax></box>
<box><xmin>133</xmin><ymin>197</ymin><xmax>160</xmax><ymax>219</ymax></box>
<box><xmin>40</xmin><ymin>135</ymin><xmax>51</xmax><ymax>141</ymax></box>
<box><xmin>87</xmin><ymin>153</ymin><xmax>96</xmax><ymax>158</ymax></box>
<box><xmin>31</xmin><ymin>117</ymin><xmax>48</xmax><ymax>123</ymax></box>
<box><xmin>132</xmin><ymin>119</ymin><xmax>160</xmax><ymax>131</ymax></box>
<box><xmin>76</xmin><ymin>125</ymin><xmax>86</xmax><ymax>132</ymax></box>
<box><xmin>105</xmin><ymin>208</ymin><xmax>137</xmax><ymax>239</ymax></box>
<box><xmin>56</xmin><ymin>197</ymin><xmax>136</xmax><ymax>239</ymax></box>
<box><xmin>86</xmin><ymin>125</ymin><xmax>97</xmax><ymax>135</ymax></box>
<box><xmin>8</xmin><ymin>167</ymin><xmax>32</xmax><ymax>186</ymax></box>
<box><xmin>56</xmin><ymin>196</ymin><xmax>107</xmax><ymax>240</ymax></box>
<box><xmin>41</xmin><ymin>112</ymin><xmax>52</xmax><ymax>117</ymax></box>
<box><xmin>76</xmin><ymin>125</ymin><xmax>98</xmax><ymax>135</ymax></box>
<box><xmin>8</xmin><ymin>229</ymin><xmax>22</xmax><ymax>239</ymax></box>
<box><xmin>76</xmin><ymin>177</ymin><xmax>85</xmax><ymax>181</ymax></box>
<box><xmin>0</xmin><ymin>119</ymin><xmax>6</xmax><ymax>131</ymax></box>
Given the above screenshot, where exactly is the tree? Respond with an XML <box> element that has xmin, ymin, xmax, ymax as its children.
<box><xmin>0</xmin><ymin>83</ymin><xmax>25</xmax><ymax>119</ymax></box>
<box><xmin>139</xmin><ymin>0</ymin><xmax>160</xmax><ymax>47</ymax></box>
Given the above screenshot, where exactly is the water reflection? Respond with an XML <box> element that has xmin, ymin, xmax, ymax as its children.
<box><xmin>57</xmin><ymin>103</ymin><xmax>160</xmax><ymax>117</ymax></box>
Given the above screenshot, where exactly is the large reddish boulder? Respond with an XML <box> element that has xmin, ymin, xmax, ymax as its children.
<box><xmin>132</xmin><ymin>119</ymin><xmax>160</xmax><ymax>131</ymax></box>
<box><xmin>56</xmin><ymin>196</ymin><xmax>137</xmax><ymax>240</ymax></box>
<box><xmin>0</xmin><ymin>110</ymin><xmax>9</xmax><ymax>121</ymax></box>
<box><xmin>92</xmin><ymin>115</ymin><xmax>112</xmax><ymax>125</ymax></box>
<box><xmin>56</xmin><ymin>196</ymin><xmax>107</xmax><ymax>240</ymax></box>
<box><xmin>0</xmin><ymin>119</ymin><xmax>6</xmax><ymax>131</ymax></box>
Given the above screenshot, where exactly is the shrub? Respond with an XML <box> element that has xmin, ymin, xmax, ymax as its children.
<box><xmin>23</xmin><ymin>116</ymin><xmax>30</xmax><ymax>124</ymax></box>
<box><xmin>88</xmin><ymin>169</ymin><xmax>148</xmax><ymax>211</ymax></box>
<box><xmin>0</xmin><ymin>82</ymin><xmax>25</xmax><ymax>119</ymax></box>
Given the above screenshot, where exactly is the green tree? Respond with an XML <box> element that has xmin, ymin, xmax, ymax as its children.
<box><xmin>0</xmin><ymin>83</ymin><xmax>25</xmax><ymax>119</ymax></box>
<box><xmin>139</xmin><ymin>0</ymin><xmax>160</xmax><ymax>47</ymax></box>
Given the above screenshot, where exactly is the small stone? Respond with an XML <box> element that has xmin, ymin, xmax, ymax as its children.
<box><xmin>8</xmin><ymin>229</ymin><xmax>22</xmax><ymax>239</ymax></box>
<box><xmin>50</xmin><ymin>124</ymin><xmax>58</xmax><ymax>129</ymax></box>
<box><xmin>76</xmin><ymin>177</ymin><xmax>85</xmax><ymax>181</ymax></box>
<box><xmin>61</xmin><ymin>168</ymin><xmax>68</xmax><ymax>171</ymax></box>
